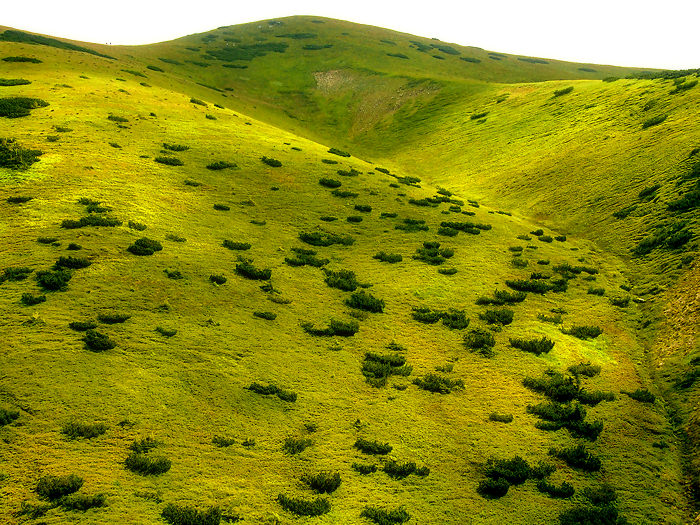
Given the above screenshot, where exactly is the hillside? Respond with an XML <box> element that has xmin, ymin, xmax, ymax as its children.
<box><xmin>0</xmin><ymin>16</ymin><xmax>698</xmax><ymax>525</ymax></box>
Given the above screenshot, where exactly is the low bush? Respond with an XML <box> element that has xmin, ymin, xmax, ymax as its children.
<box><xmin>383</xmin><ymin>460</ymin><xmax>429</xmax><ymax>479</ymax></box>
<box><xmin>0</xmin><ymin>408</ymin><xmax>20</xmax><ymax>426</ymax></box>
<box><xmin>156</xmin><ymin>326</ymin><xmax>177</xmax><ymax>337</ymax></box>
<box><xmin>324</xmin><ymin>268</ymin><xmax>359</xmax><ymax>291</ymax></box>
<box><xmin>477</xmin><ymin>477</ymin><xmax>509</xmax><ymax>499</ymax></box>
<box><xmin>276</xmin><ymin>494</ymin><xmax>329</xmax><ymax>517</ymax></box>
<box><xmin>261</xmin><ymin>156</ymin><xmax>282</xmax><ymax>167</ymax></box>
<box><xmin>107</xmin><ymin>115</ymin><xmax>128</xmax><ymax>123</ymax></box>
<box><xmin>97</xmin><ymin>312</ymin><xmax>130</xmax><ymax>324</ymax></box>
<box><xmin>412</xmin><ymin>307</ymin><xmax>443</xmax><ymax>324</ymax></box>
<box><xmin>476</xmin><ymin>289</ymin><xmax>527</xmax><ymax>305</ymax></box>
<box><xmin>21</xmin><ymin>293</ymin><xmax>46</xmax><ymax>306</ymax></box>
<box><xmin>213</xmin><ymin>204</ymin><xmax>230</xmax><ymax>211</ymax></box>
<box><xmin>642</xmin><ymin>114</ymin><xmax>667</xmax><ymax>129</ymax></box>
<box><xmin>299</xmin><ymin>231</ymin><xmax>354</xmax><ymax>246</ymax></box>
<box><xmin>331</xmin><ymin>189</ymin><xmax>359</xmax><ymax>198</ymax></box>
<box><xmin>127</xmin><ymin>237</ymin><xmax>162</xmax><ymax>256</ymax></box>
<box><xmin>319</xmin><ymin>177</ymin><xmax>341</xmax><ymax>188</ymax></box>
<box><xmin>505</xmin><ymin>279</ymin><xmax>550</xmax><ymax>294</ymax></box>
<box><xmin>352</xmin><ymin>462</ymin><xmax>378</xmax><ymax>474</ymax></box>
<box><xmin>128</xmin><ymin>220</ymin><xmax>147</xmax><ymax>231</ymax></box>
<box><xmin>562</xmin><ymin>325</ymin><xmax>602</xmax><ymax>339</ymax></box>
<box><xmin>413</xmin><ymin>373</ymin><xmax>464</xmax><ymax>393</ymax></box>
<box><xmin>36</xmin><ymin>269</ymin><xmax>72</xmax><ymax>291</ymax></box>
<box><xmin>60</xmin><ymin>493</ymin><xmax>107</xmax><ymax>511</ymax></box>
<box><xmin>83</xmin><ymin>329</ymin><xmax>116</xmax><ymax>352</ymax></box>
<box><xmin>69</xmin><ymin>320</ymin><xmax>97</xmax><ymax>331</ymax></box>
<box><xmin>253</xmin><ymin>310</ymin><xmax>277</xmax><ymax>321</ymax></box>
<box><xmin>347</xmin><ymin>215</ymin><xmax>363</xmax><ymax>223</ymax></box>
<box><xmin>413</xmin><ymin>241</ymin><xmax>454</xmax><ymax>265</ymax></box>
<box><xmin>623</xmin><ymin>388</ymin><xmax>656</xmax><ymax>403</ymax></box>
<box><xmin>37</xmin><ymin>236</ymin><xmax>59</xmax><ymax>244</ymax></box>
<box><xmin>328</xmin><ymin>147</ymin><xmax>351</xmax><ymax>157</ymax></box>
<box><xmin>246</xmin><ymin>382</ymin><xmax>297</xmax><ymax>402</ymax></box>
<box><xmin>537</xmin><ymin>479</ymin><xmax>574</xmax><ymax>498</ymax></box>
<box><xmin>6</xmin><ymin>195</ymin><xmax>33</xmax><ymax>203</ymax></box>
<box><xmin>523</xmin><ymin>372</ymin><xmax>580</xmax><ymax>402</ymax></box>
<box><xmin>124</xmin><ymin>452</ymin><xmax>171</xmax><ymax>475</ymax></box>
<box><xmin>0</xmin><ymin>138</ymin><xmax>43</xmax><ymax>169</ymax></box>
<box><xmin>373</xmin><ymin>251</ymin><xmax>402</xmax><ymax>263</ymax></box>
<box><xmin>355</xmin><ymin>204</ymin><xmax>372</xmax><ymax>213</ymax></box>
<box><xmin>61</xmin><ymin>215</ymin><xmax>122</xmax><ymax>228</ymax></box>
<box><xmin>222</xmin><ymin>240</ymin><xmax>251</xmax><ymax>251</ymax></box>
<box><xmin>206</xmin><ymin>161</ymin><xmax>236</xmax><ymax>170</ymax></box>
<box><xmin>190</xmin><ymin>97</ymin><xmax>207</xmax><ymax>106</ymax></box>
<box><xmin>346</xmin><ymin>291</ymin><xmax>385</xmax><ymax>313</ymax></box>
<box><xmin>442</xmin><ymin>309</ymin><xmax>469</xmax><ymax>329</ymax></box>
<box><xmin>285</xmin><ymin>247</ymin><xmax>329</xmax><ymax>267</ymax></box>
<box><xmin>463</xmin><ymin>328</ymin><xmax>496</xmax><ymax>357</ymax></box>
<box><xmin>362</xmin><ymin>352</ymin><xmax>412</xmax><ymax>387</ymax></box>
<box><xmin>395</xmin><ymin>218</ymin><xmax>429</xmax><ymax>232</ymax></box>
<box><xmin>61</xmin><ymin>421</ymin><xmax>107</xmax><ymax>439</ymax></box>
<box><xmin>162</xmin><ymin>143</ymin><xmax>189</xmax><ymax>152</ymax></box>
<box><xmin>155</xmin><ymin>156</ymin><xmax>184</xmax><ymax>166</ymax></box>
<box><xmin>36</xmin><ymin>474</ymin><xmax>83</xmax><ymax>500</ymax></box>
<box><xmin>438</xmin><ymin>267</ymin><xmax>458</xmax><ymax>275</ymax></box>
<box><xmin>489</xmin><ymin>413</ymin><xmax>513</xmax><ymax>423</ymax></box>
<box><xmin>161</xmin><ymin>504</ymin><xmax>222</xmax><ymax>525</ymax></box>
<box><xmin>209</xmin><ymin>274</ymin><xmax>227</xmax><ymax>285</ymax></box>
<box><xmin>0</xmin><ymin>97</ymin><xmax>49</xmax><ymax>118</ymax></box>
<box><xmin>2</xmin><ymin>56</ymin><xmax>42</xmax><ymax>63</ymax></box>
<box><xmin>355</xmin><ymin>438</ymin><xmax>392</xmax><ymax>455</ymax></box>
<box><xmin>164</xmin><ymin>269</ymin><xmax>183</xmax><ymax>279</ymax></box>
<box><xmin>301</xmin><ymin>471</ymin><xmax>341</xmax><ymax>493</ymax></box>
<box><xmin>568</xmin><ymin>362</ymin><xmax>601</xmax><ymax>377</ymax></box>
<box><xmin>479</xmin><ymin>308</ymin><xmax>514</xmax><ymax>326</ymax></box>
<box><xmin>485</xmin><ymin>455</ymin><xmax>532</xmax><ymax>485</ymax></box>
<box><xmin>549</xmin><ymin>444</ymin><xmax>601</xmax><ymax>471</ymax></box>
<box><xmin>553</xmin><ymin>86</ymin><xmax>574</xmax><ymax>97</ymax></box>
<box><xmin>1</xmin><ymin>266</ymin><xmax>33</xmax><ymax>282</ymax></box>
<box><xmin>587</xmin><ymin>287</ymin><xmax>605</xmax><ymax>296</ymax></box>
<box><xmin>212</xmin><ymin>436</ymin><xmax>236</xmax><ymax>447</ymax></box>
<box><xmin>283</xmin><ymin>437</ymin><xmax>312</xmax><ymax>454</ymax></box>
<box><xmin>53</xmin><ymin>256</ymin><xmax>91</xmax><ymax>270</ymax></box>
<box><xmin>509</xmin><ymin>336</ymin><xmax>554</xmax><ymax>356</ymax></box>
<box><xmin>235</xmin><ymin>260</ymin><xmax>271</xmax><ymax>280</ymax></box>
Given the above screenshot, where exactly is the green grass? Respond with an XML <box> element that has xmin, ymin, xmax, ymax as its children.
<box><xmin>0</xmin><ymin>15</ymin><xmax>694</xmax><ymax>525</ymax></box>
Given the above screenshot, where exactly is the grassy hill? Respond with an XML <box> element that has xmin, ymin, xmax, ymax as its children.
<box><xmin>0</xmin><ymin>16</ymin><xmax>698</xmax><ymax>525</ymax></box>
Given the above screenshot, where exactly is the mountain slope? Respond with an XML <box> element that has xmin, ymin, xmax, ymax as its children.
<box><xmin>0</xmin><ymin>17</ymin><xmax>698</xmax><ymax>525</ymax></box>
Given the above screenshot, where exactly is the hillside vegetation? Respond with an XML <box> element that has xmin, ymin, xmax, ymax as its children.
<box><xmin>0</xmin><ymin>15</ymin><xmax>698</xmax><ymax>525</ymax></box>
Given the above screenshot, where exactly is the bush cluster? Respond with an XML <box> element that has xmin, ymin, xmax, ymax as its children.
<box><xmin>235</xmin><ymin>260</ymin><xmax>271</xmax><ymax>280</ymax></box>
<box><xmin>161</xmin><ymin>504</ymin><xmax>221</xmax><ymax>525</ymax></box>
<box><xmin>83</xmin><ymin>329</ymin><xmax>116</xmax><ymax>352</ymax></box>
<box><xmin>0</xmin><ymin>97</ymin><xmax>49</xmax><ymax>118</ymax></box>
<box><xmin>61</xmin><ymin>215</ymin><xmax>122</xmax><ymax>229</ymax></box>
<box><xmin>283</xmin><ymin>437</ymin><xmax>313</xmax><ymax>454</ymax></box>
<box><xmin>413</xmin><ymin>373</ymin><xmax>465</xmax><ymax>394</ymax></box>
<box><xmin>261</xmin><ymin>156</ymin><xmax>282</xmax><ymax>167</ymax></box>
<box><xmin>362</xmin><ymin>352</ymin><xmax>412</xmax><ymax>387</ymax></box>
<box><xmin>373</xmin><ymin>251</ymin><xmax>402</xmax><ymax>263</ymax></box>
<box><xmin>276</xmin><ymin>494</ymin><xmax>329</xmax><ymax>517</ymax></box>
<box><xmin>549</xmin><ymin>444</ymin><xmax>601</xmax><ymax>471</ymax></box>
<box><xmin>354</xmin><ymin>438</ymin><xmax>392</xmax><ymax>455</ymax></box>
<box><xmin>463</xmin><ymin>328</ymin><xmax>496</xmax><ymax>357</ymax></box>
<box><xmin>61</xmin><ymin>421</ymin><xmax>107</xmax><ymax>439</ymax></box>
<box><xmin>479</xmin><ymin>308</ymin><xmax>514</xmax><ymax>326</ymax></box>
<box><xmin>36</xmin><ymin>474</ymin><xmax>83</xmax><ymax>500</ymax></box>
<box><xmin>285</xmin><ymin>247</ymin><xmax>329</xmax><ymax>267</ymax></box>
<box><xmin>324</xmin><ymin>268</ymin><xmax>359</xmax><ymax>291</ymax></box>
<box><xmin>301</xmin><ymin>472</ymin><xmax>341</xmax><ymax>493</ymax></box>
<box><xmin>246</xmin><ymin>382</ymin><xmax>297</xmax><ymax>402</ymax></box>
<box><xmin>413</xmin><ymin>241</ymin><xmax>454</xmax><ymax>265</ymax></box>
<box><xmin>509</xmin><ymin>336</ymin><xmax>554</xmax><ymax>356</ymax></box>
<box><xmin>0</xmin><ymin>408</ymin><xmax>20</xmax><ymax>426</ymax></box>
<box><xmin>299</xmin><ymin>231</ymin><xmax>354</xmax><ymax>246</ymax></box>
<box><xmin>383</xmin><ymin>460</ymin><xmax>429</xmax><ymax>479</ymax></box>
<box><xmin>346</xmin><ymin>290</ymin><xmax>385</xmax><ymax>313</ymax></box>
<box><xmin>319</xmin><ymin>177</ymin><xmax>341</xmax><ymax>188</ymax></box>
<box><xmin>361</xmin><ymin>506</ymin><xmax>410</xmax><ymax>524</ymax></box>
<box><xmin>127</xmin><ymin>237</ymin><xmax>162</xmax><ymax>256</ymax></box>
<box><xmin>36</xmin><ymin>269</ymin><xmax>72</xmax><ymax>291</ymax></box>
<box><xmin>476</xmin><ymin>289</ymin><xmax>527</xmax><ymax>305</ymax></box>
<box><xmin>302</xmin><ymin>319</ymin><xmax>359</xmax><ymax>337</ymax></box>
<box><xmin>222</xmin><ymin>240</ymin><xmax>251</xmax><ymax>251</ymax></box>
<box><xmin>0</xmin><ymin>138</ymin><xmax>43</xmax><ymax>169</ymax></box>
<box><xmin>562</xmin><ymin>325</ymin><xmax>603</xmax><ymax>339</ymax></box>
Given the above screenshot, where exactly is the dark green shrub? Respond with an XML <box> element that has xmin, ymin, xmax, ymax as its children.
<box><xmin>127</xmin><ymin>237</ymin><xmax>162</xmax><ymax>256</ymax></box>
<box><xmin>623</xmin><ymin>388</ymin><xmax>655</xmax><ymax>403</ymax></box>
<box><xmin>463</xmin><ymin>328</ymin><xmax>496</xmax><ymax>357</ymax></box>
<box><xmin>553</xmin><ymin>86</ymin><xmax>574</xmax><ymax>97</ymax></box>
<box><xmin>0</xmin><ymin>138</ymin><xmax>43</xmax><ymax>170</ymax></box>
<box><xmin>347</xmin><ymin>216</ymin><xmax>363</xmax><ymax>223</ymax></box>
<box><xmin>338</xmin><ymin>168</ymin><xmax>360</xmax><ymax>177</ymax></box>
<box><xmin>302</xmin><ymin>319</ymin><xmax>359</xmax><ymax>337</ymax></box>
<box><xmin>164</xmin><ymin>269</ymin><xmax>183</xmax><ymax>279</ymax></box>
<box><xmin>1</xmin><ymin>266</ymin><xmax>32</xmax><ymax>281</ymax></box>
<box><xmin>37</xmin><ymin>236</ymin><xmax>59</xmax><ymax>244</ymax></box>
<box><xmin>261</xmin><ymin>156</ymin><xmax>282</xmax><ymax>167</ymax></box>
<box><xmin>319</xmin><ymin>177</ymin><xmax>341</xmax><ymax>188</ymax></box>
<box><xmin>438</xmin><ymin>267</ymin><xmax>458</xmax><ymax>275</ymax></box>
<box><xmin>523</xmin><ymin>372</ymin><xmax>580</xmax><ymax>402</ymax></box>
<box><xmin>642</xmin><ymin>114</ymin><xmax>667</xmax><ymax>129</ymax></box>
<box><xmin>537</xmin><ymin>479</ymin><xmax>574</xmax><ymax>498</ymax></box>
<box><xmin>327</xmin><ymin>147</ymin><xmax>350</xmax><ymax>157</ymax></box>
<box><xmin>155</xmin><ymin>156</ymin><xmax>184</xmax><ymax>166</ymax></box>
<box><xmin>53</xmin><ymin>256</ymin><xmax>90</xmax><ymax>269</ymax></box>
<box><xmin>21</xmin><ymin>293</ymin><xmax>46</xmax><ymax>306</ymax></box>
<box><xmin>355</xmin><ymin>204</ymin><xmax>372</xmax><ymax>213</ymax></box>
<box><xmin>209</xmin><ymin>274</ymin><xmax>227</xmax><ymax>285</ymax></box>
<box><xmin>549</xmin><ymin>444</ymin><xmax>601</xmax><ymax>471</ymax></box>
<box><xmin>302</xmin><ymin>471</ymin><xmax>341</xmax><ymax>493</ymax></box>
<box><xmin>97</xmin><ymin>312</ymin><xmax>131</xmax><ymax>324</ymax></box>
<box><xmin>324</xmin><ymin>268</ymin><xmax>359</xmax><ymax>291</ymax></box>
<box><xmin>61</xmin><ymin>215</ymin><xmax>122</xmax><ymax>229</ymax></box>
<box><xmin>246</xmin><ymin>382</ymin><xmax>296</xmax><ymax>402</ymax></box>
<box><xmin>319</xmin><ymin>216</ymin><xmax>337</xmax><ymax>222</ymax></box>
<box><xmin>0</xmin><ymin>97</ymin><xmax>49</xmax><ymax>118</ymax></box>
<box><xmin>69</xmin><ymin>320</ymin><xmax>97</xmax><ymax>331</ymax></box>
<box><xmin>130</xmin><ymin>437</ymin><xmax>160</xmax><ymax>454</ymax></box>
<box><xmin>441</xmin><ymin>309</ymin><xmax>469</xmax><ymax>329</ymax></box>
<box><xmin>184</xmin><ymin>179</ymin><xmax>201</xmax><ymax>187</ymax></box>
<box><xmin>107</xmin><ymin>115</ymin><xmax>128</xmax><ymax>123</ymax></box>
<box><xmin>253</xmin><ymin>311</ymin><xmax>277</xmax><ymax>320</ymax></box>
<box><xmin>373</xmin><ymin>252</ymin><xmax>402</xmax><ymax>263</ymax></box>
<box><xmin>395</xmin><ymin>218</ymin><xmax>429</xmax><ymax>232</ymax></box>
<box><xmin>285</xmin><ymin>247</ymin><xmax>329</xmax><ymax>267</ymax></box>
<box><xmin>127</xmin><ymin>220</ymin><xmax>147</xmax><ymax>231</ymax></box>
<box><xmin>299</xmin><ymin>231</ymin><xmax>354</xmax><ymax>246</ymax></box>
<box><xmin>562</xmin><ymin>325</ymin><xmax>602</xmax><ymax>339</ymax></box>
<box><xmin>413</xmin><ymin>241</ymin><xmax>454</xmax><ymax>265</ymax></box>
<box><xmin>355</xmin><ymin>438</ymin><xmax>392</xmax><ymax>455</ymax></box>
<box><xmin>568</xmin><ymin>362</ymin><xmax>601</xmax><ymax>377</ymax></box>
<box><xmin>485</xmin><ymin>456</ymin><xmax>532</xmax><ymax>485</ymax></box>
<box><xmin>413</xmin><ymin>373</ymin><xmax>464</xmax><ymax>393</ymax></box>
<box><xmin>587</xmin><ymin>287</ymin><xmax>605</xmax><ymax>296</ymax></box>
<box><xmin>352</xmin><ymin>463</ymin><xmax>378</xmax><ymax>474</ymax></box>
<box><xmin>2</xmin><ymin>56</ymin><xmax>42</xmax><ymax>63</ymax></box>
<box><xmin>124</xmin><ymin>452</ymin><xmax>171</xmax><ymax>475</ymax></box>
<box><xmin>383</xmin><ymin>460</ymin><xmax>429</xmax><ymax>479</ymax></box>
<box><xmin>346</xmin><ymin>291</ymin><xmax>385</xmax><ymax>313</ymax></box>
<box><xmin>161</xmin><ymin>504</ymin><xmax>220</xmax><ymax>525</ymax></box>
<box><xmin>509</xmin><ymin>336</ymin><xmax>554</xmax><ymax>356</ymax></box>
<box><xmin>479</xmin><ymin>308</ymin><xmax>514</xmax><ymax>326</ymax></box>
<box><xmin>538</xmin><ymin>235</ymin><xmax>554</xmax><ymax>243</ymax></box>
<box><xmin>412</xmin><ymin>306</ymin><xmax>443</xmax><ymax>324</ymax></box>
<box><xmin>476</xmin><ymin>289</ymin><xmax>527</xmax><ymax>305</ymax></box>
<box><xmin>234</xmin><ymin>259</ymin><xmax>272</xmax><ymax>280</ymax></box>
<box><xmin>331</xmin><ymin>189</ymin><xmax>359</xmax><ymax>198</ymax></box>
<box><xmin>61</xmin><ymin>421</ymin><xmax>107</xmax><ymax>439</ymax></box>
<box><xmin>6</xmin><ymin>195</ymin><xmax>33</xmax><ymax>203</ymax></box>
<box><xmin>212</xmin><ymin>436</ymin><xmax>236</xmax><ymax>447</ymax></box>
<box><xmin>83</xmin><ymin>329</ymin><xmax>116</xmax><ymax>352</ymax></box>
<box><xmin>212</xmin><ymin>204</ymin><xmax>230</xmax><ymax>211</ymax></box>
<box><xmin>156</xmin><ymin>327</ymin><xmax>177</xmax><ymax>337</ymax></box>
<box><xmin>283</xmin><ymin>437</ymin><xmax>312</xmax><ymax>454</ymax></box>
<box><xmin>362</xmin><ymin>352</ymin><xmax>412</xmax><ymax>387</ymax></box>
<box><xmin>162</xmin><ymin>143</ymin><xmax>189</xmax><ymax>152</ymax></box>
<box><xmin>59</xmin><ymin>493</ymin><xmax>107</xmax><ymax>511</ymax></box>
<box><xmin>36</xmin><ymin>269</ymin><xmax>72</xmax><ymax>291</ymax></box>
<box><xmin>36</xmin><ymin>474</ymin><xmax>83</xmax><ymax>500</ymax></box>
<box><xmin>477</xmin><ymin>477</ymin><xmax>509</xmax><ymax>499</ymax></box>
<box><xmin>489</xmin><ymin>413</ymin><xmax>513</xmax><ymax>423</ymax></box>
<box><xmin>506</xmin><ymin>279</ymin><xmax>550</xmax><ymax>294</ymax></box>
<box><xmin>206</xmin><ymin>161</ymin><xmax>236</xmax><ymax>170</ymax></box>
<box><xmin>0</xmin><ymin>408</ymin><xmax>19</xmax><ymax>425</ymax></box>
<box><xmin>222</xmin><ymin>240</ymin><xmax>251</xmax><ymax>251</ymax></box>
<box><xmin>277</xmin><ymin>494</ymin><xmax>329</xmax><ymax>517</ymax></box>
<box><xmin>190</xmin><ymin>97</ymin><xmax>207</xmax><ymax>106</ymax></box>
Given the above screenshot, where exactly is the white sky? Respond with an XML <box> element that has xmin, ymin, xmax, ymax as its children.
<box><xmin>2</xmin><ymin>0</ymin><xmax>699</xmax><ymax>69</ymax></box>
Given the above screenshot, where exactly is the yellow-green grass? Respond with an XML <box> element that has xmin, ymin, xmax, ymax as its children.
<box><xmin>0</xmin><ymin>22</ymin><xmax>695</xmax><ymax>525</ymax></box>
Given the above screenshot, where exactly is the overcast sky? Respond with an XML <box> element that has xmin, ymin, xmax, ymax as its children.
<box><xmin>2</xmin><ymin>1</ymin><xmax>698</xmax><ymax>69</ymax></box>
